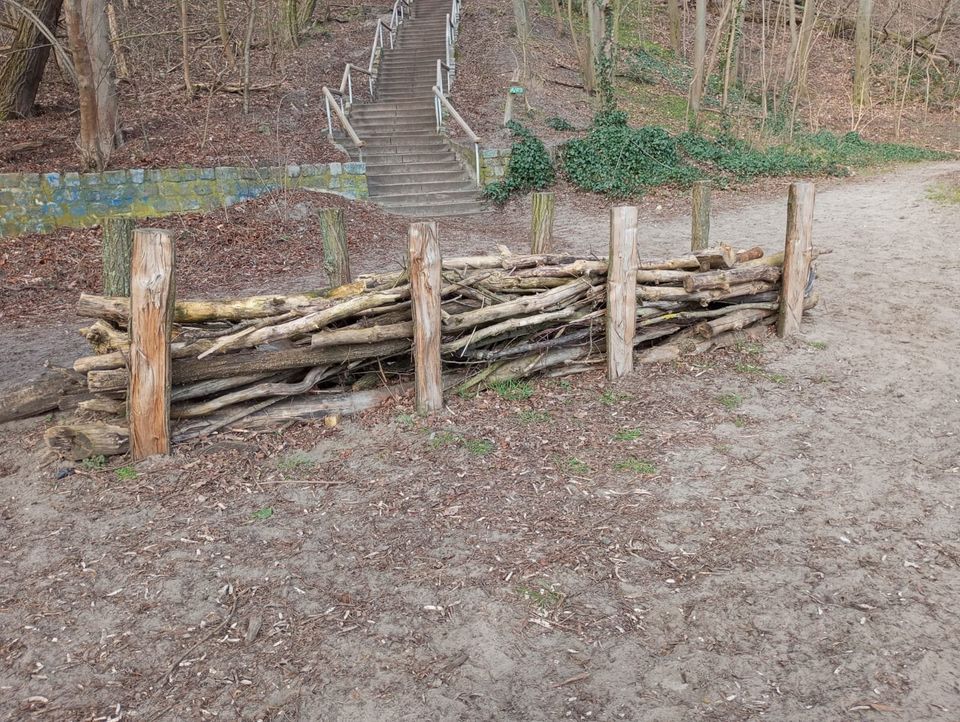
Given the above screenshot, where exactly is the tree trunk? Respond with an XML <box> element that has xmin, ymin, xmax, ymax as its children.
<box><xmin>853</xmin><ymin>0</ymin><xmax>873</xmax><ymax>110</ymax></box>
<box><xmin>179</xmin><ymin>0</ymin><xmax>193</xmax><ymax>95</ymax></box>
<box><xmin>0</xmin><ymin>0</ymin><xmax>64</xmax><ymax>121</ymax></box>
<box><xmin>318</xmin><ymin>208</ymin><xmax>351</xmax><ymax>287</ymax></box>
<box><xmin>689</xmin><ymin>0</ymin><xmax>707</xmax><ymax>128</ymax></box>
<box><xmin>588</xmin><ymin>0</ymin><xmax>613</xmax><ymax>104</ymax></box>
<box><xmin>64</xmin><ymin>0</ymin><xmax>119</xmax><ymax>170</ymax></box>
<box><xmin>102</xmin><ymin>216</ymin><xmax>134</xmax><ymax>296</ymax></box>
<box><xmin>666</xmin><ymin>0</ymin><xmax>681</xmax><ymax>55</ymax></box>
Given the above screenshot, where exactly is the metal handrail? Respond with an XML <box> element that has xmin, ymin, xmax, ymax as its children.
<box><xmin>323</xmin><ymin>86</ymin><xmax>365</xmax><ymax>159</ymax></box>
<box><xmin>325</xmin><ymin>0</ymin><xmax>410</xmax><ymax>140</ymax></box>
<box><xmin>433</xmin><ymin>86</ymin><xmax>480</xmax><ymax>187</ymax></box>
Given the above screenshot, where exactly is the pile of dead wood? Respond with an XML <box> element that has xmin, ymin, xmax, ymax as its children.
<box><xmin>1</xmin><ymin>244</ymin><xmax>819</xmax><ymax>460</ymax></box>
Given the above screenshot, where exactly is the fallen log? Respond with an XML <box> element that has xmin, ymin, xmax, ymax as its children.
<box><xmin>683</xmin><ymin>265</ymin><xmax>781</xmax><ymax>292</ymax></box>
<box><xmin>695</xmin><ymin>308</ymin><xmax>775</xmax><ymax>337</ymax></box>
<box><xmin>87</xmin><ymin>339</ymin><xmax>413</xmax><ymax>391</ymax></box>
<box><xmin>44</xmin><ymin>423</ymin><xmax>129</xmax><ymax>460</ymax></box>
<box><xmin>0</xmin><ymin>369</ymin><xmax>86</xmax><ymax>424</ymax></box>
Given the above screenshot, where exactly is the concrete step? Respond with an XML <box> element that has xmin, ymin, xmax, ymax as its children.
<box><xmin>365</xmin><ymin>159</ymin><xmax>465</xmax><ymax>174</ymax></box>
<box><xmin>368</xmin><ymin>175</ymin><xmax>476</xmax><ymax>192</ymax></box>
<box><xmin>352</xmin><ymin>151</ymin><xmax>458</xmax><ymax>164</ymax></box>
<box><xmin>373</xmin><ymin>188</ymin><xmax>480</xmax><ymax>204</ymax></box>
<box><xmin>379</xmin><ymin>200</ymin><xmax>489</xmax><ymax>218</ymax></box>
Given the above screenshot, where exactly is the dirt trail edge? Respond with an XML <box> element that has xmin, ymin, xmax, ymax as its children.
<box><xmin>0</xmin><ymin>162</ymin><xmax>958</xmax><ymax>721</ymax></box>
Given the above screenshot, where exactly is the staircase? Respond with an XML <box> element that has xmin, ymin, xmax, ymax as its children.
<box><xmin>339</xmin><ymin>0</ymin><xmax>485</xmax><ymax>217</ymax></box>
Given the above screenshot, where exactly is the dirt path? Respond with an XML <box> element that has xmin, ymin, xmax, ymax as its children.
<box><xmin>1</xmin><ymin>162</ymin><xmax>958</xmax><ymax>721</ymax></box>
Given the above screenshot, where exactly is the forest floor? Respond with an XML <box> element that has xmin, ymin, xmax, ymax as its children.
<box><xmin>1</xmin><ymin>161</ymin><xmax>958</xmax><ymax>721</ymax></box>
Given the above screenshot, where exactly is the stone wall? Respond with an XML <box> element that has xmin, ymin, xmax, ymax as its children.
<box><xmin>0</xmin><ymin>162</ymin><xmax>368</xmax><ymax>237</ymax></box>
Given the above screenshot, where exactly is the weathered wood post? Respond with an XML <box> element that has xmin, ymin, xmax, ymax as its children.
<box><xmin>102</xmin><ymin>216</ymin><xmax>135</xmax><ymax>296</ymax></box>
<box><xmin>777</xmin><ymin>182</ymin><xmax>815</xmax><ymax>338</ymax></box>
<box><xmin>606</xmin><ymin>206</ymin><xmax>639</xmax><ymax>381</ymax></box>
<box><xmin>408</xmin><ymin>222</ymin><xmax>443</xmax><ymax>414</ymax></box>
<box><xmin>530</xmin><ymin>191</ymin><xmax>556</xmax><ymax>254</ymax></box>
<box><xmin>690</xmin><ymin>180</ymin><xmax>711</xmax><ymax>251</ymax></box>
<box><xmin>318</xmin><ymin>207</ymin><xmax>351</xmax><ymax>288</ymax></box>
<box><xmin>128</xmin><ymin>228</ymin><xmax>175</xmax><ymax>460</ymax></box>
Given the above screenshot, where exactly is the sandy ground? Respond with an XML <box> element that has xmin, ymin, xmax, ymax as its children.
<box><xmin>1</xmin><ymin>161</ymin><xmax>959</xmax><ymax>721</ymax></box>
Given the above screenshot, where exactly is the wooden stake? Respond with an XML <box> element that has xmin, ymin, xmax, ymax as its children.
<box><xmin>606</xmin><ymin>206</ymin><xmax>639</xmax><ymax>381</ymax></box>
<box><xmin>691</xmin><ymin>180</ymin><xmax>711</xmax><ymax>251</ymax></box>
<box><xmin>777</xmin><ymin>182</ymin><xmax>815</xmax><ymax>338</ymax></box>
<box><xmin>408</xmin><ymin>222</ymin><xmax>443</xmax><ymax>414</ymax></box>
<box><xmin>530</xmin><ymin>191</ymin><xmax>555</xmax><ymax>254</ymax></box>
<box><xmin>102</xmin><ymin>216</ymin><xmax>134</xmax><ymax>296</ymax></box>
<box><xmin>318</xmin><ymin>207</ymin><xmax>351</xmax><ymax>287</ymax></box>
<box><xmin>128</xmin><ymin>228</ymin><xmax>175</xmax><ymax>459</ymax></box>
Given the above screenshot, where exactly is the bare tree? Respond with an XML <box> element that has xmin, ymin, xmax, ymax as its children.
<box><xmin>0</xmin><ymin>0</ymin><xmax>65</xmax><ymax>120</ymax></box>
<box><xmin>64</xmin><ymin>0</ymin><xmax>119</xmax><ymax>169</ymax></box>
<box><xmin>853</xmin><ymin>0</ymin><xmax>873</xmax><ymax>110</ymax></box>
<box><xmin>688</xmin><ymin>0</ymin><xmax>707</xmax><ymax>127</ymax></box>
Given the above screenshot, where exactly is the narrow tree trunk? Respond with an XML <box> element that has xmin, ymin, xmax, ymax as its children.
<box><xmin>689</xmin><ymin>0</ymin><xmax>707</xmax><ymax>128</ymax></box>
<box><xmin>853</xmin><ymin>0</ymin><xmax>873</xmax><ymax>110</ymax></box>
<box><xmin>666</xmin><ymin>0</ymin><xmax>681</xmax><ymax>55</ymax></box>
<box><xmin>513</xmin><ymin>0</ymin><xmax>531</xmax><ymax>83</ymax></box>
<box><xmin>283</xmin><ymin>0</ymin><xmax>300</xmax><ymax>48</ymax></box>
<box><xmin>318</xmin><ymin>208</ymin><xmax>351</xmax><ymax>288</ymax></box>
<box><xmin>106</xmin><ymin>1</ymin><xmax>128</xmax><ymax>79</ymax></box>
<box><xmin>530</xmin><ymin>192</ymin><xmax>555</xmax><ymax>254</ymax></box>
<box><xmin>179</xmin><ymin>0</ymin><xmax>193</xmax><ymax>95</ymax></box>
<box><xmin>102</xmin><ymin>217</ymin><xmax>134</xmax><ymax>296</ymax></box>
<box><xmin>0</xmin><ymin>0</ymin><xmax>64</xmax><ymax>120</ymax></box>
<box><xmin>64</xmin><ymin>0</ymin><xmax>119</xmax><ymax>170</ymax></box>
<box><xmin>242</xmin><ymin>0</ymin><xmax>256</xmax><ymax>114</ymax></box>
<box><xmin>217</xmin><ymin>0</ymin><xmax>231</xmax><ymax>56</ymax></box>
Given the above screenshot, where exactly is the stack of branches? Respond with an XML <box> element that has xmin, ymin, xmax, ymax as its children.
<box><xmin>1</xmin><ymin>244</ymin><xmax>821</xmax><ymax>460</ymax></box>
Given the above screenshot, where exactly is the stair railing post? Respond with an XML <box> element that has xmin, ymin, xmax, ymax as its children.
<box><xmin>474</xmin><ymin>141</ymin><xmax>481</xmax><ymax>188</ymax></box>
<box><xmin>445</xmin><ymin>14</ymin><xmax>452</xmax><ymax>69</ymax></box>
<box><xmin>347</xmin><ymin>70</ymin><xmax>353</xmax><ymax>104</ymax></box>
<box><xmin>324</xmin><ymin>92</ymin><xmax>333</xmax><ymax>136</ymax></box>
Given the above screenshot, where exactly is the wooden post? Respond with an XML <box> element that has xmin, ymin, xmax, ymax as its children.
<box><xmin>777</xmin><ymin>182</ymin><xmax>815</xmax><ymax>339</ymax></box>
<box><xmin>606</xmin><ymin>206</ymin><xmax>639</xmax><ymax>381</ymax></box>
<box><xmin>690</xmin><ymin>180</ymin><xmax>711</xmax><ymax>251</ymax></box>
<box><xmin>102</xmin><ymin>216</ymin><xmax>135</xmax><ymax>296</ymax></box>
<box><xmin>530</xmin><ymin>191</ymin><xmax>555</xmax><ymax>254</ymax></box>
<box><xmin>408</xmin><ymin>222</ymin><xmax>443</xmax><ymax>414</ymax></box>
<box><xmin>318</xmin><ymin>207</ymin><xmax>351</xmax><ymax>288</ymax></box>
<box><xmin>128</xmin><ymin>228</ymin><xmax>175</xmax><ymax>459</ymax></box>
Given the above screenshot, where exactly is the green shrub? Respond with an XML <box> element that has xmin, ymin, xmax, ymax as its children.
<box><xmin>546</xmin><ymin>116</ymin><xmax>576</xmax><ymax>131</ymax></box>
<box><xmin>483</xmin><ymin>121</ymin><xmax>555</xmax><ymax>205</ymax></box>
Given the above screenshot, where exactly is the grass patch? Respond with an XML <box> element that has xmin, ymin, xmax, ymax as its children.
<box><xmin>278</xmin><ymin>453</ymin><xmax>314</xmax><ymax>471</ymax></box>
<box><xmin>613</xmin><ymin>428</ymin><xmax>644</xmax><ymax>441</ymax></box>
<box><xmin>516</xmin><ymin>583</ymin><xmax>563</xmax><ymax>611</ymax></box>
<box><xmin>490</xmin><ymin>379</ymin><xmax>535</xmax><ymax>401</ymax></box>
<box><xmin>600</xmin><ymin>389</ymin><xmax>630</xmax><ymax>406</ymax></box>
<box><xmin>81</xmin><ymin>455</ymin><xmax>107</xmax><ymax>471</ymax></box>
<box><xmin>115</xmin><ymin>466</ymin><xmax>137</xmax><ymax>481</ymax></box>
<box><xmin>733</xmin><ymin>416</ymin><xmax>748</xmax><ymax>429</ymax></box>
<box><xmin>615</xmin><ymin>458</ymin><xmax>657</xmax><ymax>474</ymax></box>
<box><xmin>518</xmin><ymin>410</ymin><xmax>551</xmax><ymax>424</ymax></box>
<box><xmin>734</xmin><ymin>362</ymin><xmax>787</xmax><ymax>384</ymax></box>
<box><xmin>559</xmin><ymin>456</ymin><xmax>590</xmax><ymax>475</ymax></box>
<box><xmin>807</xmin><ymin>340</ymin><xmax>828</xmax><ymax>351</ymax></box>
<box><xmin>465</xmin><ymin>438</ymin><xmax>495</xmax><ymax>455</ymax></box>
<box><xmin>428</xmin><ymin>431</ymin><xmax>462</xmax><ymax>449</ymax></box>
<box><xmin>252</xmin><ymin>507</ymin><xmax>274</xmax><ymax>521</ymax></box>
<box><xmin>928</xmin><ymin>182</ymin><xmax>960</xmax><ymax>205</ymax></box>
<box><xmin>717</xmin><ymin>392</ymin><xmax>743</xmax><ymax>410</ymax></box>
<box><xmin>396</xmin><ymin>413</ymin><xmax>416</xmax><ymax>427</ymax></box>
